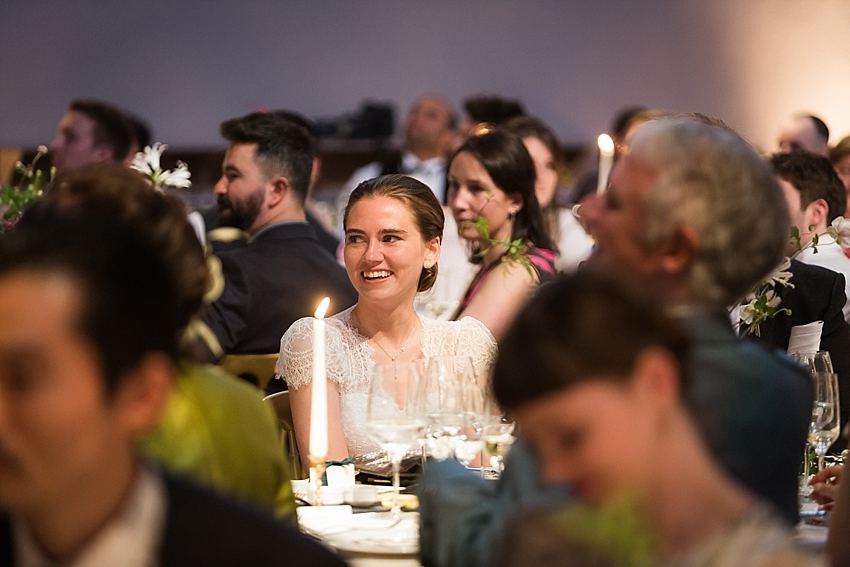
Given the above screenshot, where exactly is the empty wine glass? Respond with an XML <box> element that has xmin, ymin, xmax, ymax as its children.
<box><xmin>365</xmin><ymin>361</ymin><xmax>426</xmax><ymax>517</ymax></box>
<box><xmin>790</xmin><ymin>350</ymin><xmax>835</xmax><ymax>489</ymax></box>
<box><xmin>422</xmin><ymin>356</ymin><xmax>466</xmax><ymax>459</ymax></box>
<box><xmin>455</xmin><ymin>359</ymin><xmax>486</xmax><ymax>467</ymax></box>
<box><xmin>810</xmin><ymin>371</ymin><xmax>840</xmax><ymax>472</ymax></box>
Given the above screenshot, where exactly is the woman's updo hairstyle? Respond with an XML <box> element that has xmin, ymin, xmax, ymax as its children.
<box><xmin>343</xmin><ymin>174</ymin><xmax>444</xmax><ymax>293</ymax></box>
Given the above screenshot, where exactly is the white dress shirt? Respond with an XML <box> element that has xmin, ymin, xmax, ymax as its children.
<box><xmin>13</xmin><ymin>466</ymin><xmax>167</xmax><ymax>567</ymax></box>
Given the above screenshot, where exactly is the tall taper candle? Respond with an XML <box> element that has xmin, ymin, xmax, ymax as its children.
<box><xmin>310</xmin><ymin>297</ymin><xmax>331</xmax><ymax>458</ymax></box>
<box><xmin>596</xmin><ymin>134</ymin><xmax>615</xmax><ymax>195</ymax></box>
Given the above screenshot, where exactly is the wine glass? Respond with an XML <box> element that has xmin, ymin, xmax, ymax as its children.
<box><xmin>422</xmin><ymin>356</ymin><xmax>466</xmax><ymax>460</ymax></box>
<box><xmin>481</xmin><ymin>391</ymin><xmax>515</xmax><ymax>476</ymax></box>
<box><xmin>454</xmin><ymin>358</ymin><xmax>487</xmax><ymax>467</ymax></box>
<box><xmin>365</xmin><ymin>361</ymin><xmax>426</xmax><ymax>517</ymax></box>
<box><xmin>790</xmin><ymin>350</ymin><xmax>834</xmax><ymax>489</ymax></box>
<box><xmin>810</xmin><ymin>371</ymin><xmax>841</xmax><ymax>473</ymax></box>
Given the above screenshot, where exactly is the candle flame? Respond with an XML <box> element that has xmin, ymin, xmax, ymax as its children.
<box><xmin>597</xmin><ymin>133</ymin><xmax>615</xmax><ymax>154</ymax></box>
<box><xmin>314</xmin><ymin>297</ymin><xmax>330</xmax><ymax>319</ymax></box>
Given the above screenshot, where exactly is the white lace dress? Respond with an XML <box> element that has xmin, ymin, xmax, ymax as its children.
<box><xmin>278</xmin><ymin>306</ymin><xmax>498</xmax><ymax>457</ymax></box>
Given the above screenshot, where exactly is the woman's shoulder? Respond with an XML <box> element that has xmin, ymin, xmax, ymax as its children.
<box><xmin>422</xmin><ymin>316</ymin><xmax>497</xmax><ymax>358</ymax></box>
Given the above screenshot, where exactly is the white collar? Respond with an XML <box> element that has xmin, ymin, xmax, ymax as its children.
<box><xmin>13</xmin><ymin>466</ymin><xmax>167</xmax><ymax>567</ymax></box>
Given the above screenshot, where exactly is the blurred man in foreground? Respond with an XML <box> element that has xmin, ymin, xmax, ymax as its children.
<box><xmin>0</xmin><ymin>215</ymin><xmax>344</xmax><ymax>566</ymax></box>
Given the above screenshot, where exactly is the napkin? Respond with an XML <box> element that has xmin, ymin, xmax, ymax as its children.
<box><xmin>326</xmin><ymin>463</ymin><xmax>356</xmax><ymax>488</ymax></box>
<box><xmin>788</xmin><ymin>321</ymin><xmax>823</xmax><ymax>354</ymax></box>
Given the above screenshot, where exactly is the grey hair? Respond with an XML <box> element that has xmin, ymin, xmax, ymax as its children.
<box><xmin>628</xmin><ymin>118</ymin><xmax>790</xmax><ymax>306</ymax></box>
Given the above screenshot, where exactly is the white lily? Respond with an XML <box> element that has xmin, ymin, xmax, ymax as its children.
<box><xmin>157</xmin><ymin>161</ymin><xmax>192</xmax><ymax>188</ymax></box>
<box><xmin>130</xmin><ymin>143</ymin><xmax>191</xmax><ymax>191</ymax></box>
<box><xmin>764</xmin><ymin>257</ymin><xmax>794</xmax><ymax>289</ymax></box>
<box><xmin>827</xmin><ymin>216</ymin><xmax>850</xmax><ymax>249</ymax></box>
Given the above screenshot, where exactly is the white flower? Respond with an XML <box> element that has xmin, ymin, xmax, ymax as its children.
<box><xmin>37</xmin><ymin>145</ymin><xmax>48</xmax><ymax>155</ymax></box>
<box><xmin>827</xmin><ymin>216</ymin><xmax>850</xmax><ymax>249</ymax></box>
<box><xmin>158</xmin><ymin>161</ymin><xmax>192</xmax><ymax>188</ymax></box>
<box><xmin>765</xmin><ymin>257</ymin><xmax>794</xmax><ymax>288</ymax></box>
<box><xmin>739</xmin><ymin>293</ymin><xmax>758</xmax><ymax>326</ymax></box>
<box><xmin>130</xmin><ymin>142</ymin><xmax>191</xmax><ymax>190</ymax></box>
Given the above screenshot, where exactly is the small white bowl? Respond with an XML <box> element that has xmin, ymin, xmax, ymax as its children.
<box><xmin>345</xmin><ymin>485</ymin><xmax>379</xmax><ymax>507</ymax></box>
<box><xmin>319</xmin><ymin>486</ymin><xmax>345</xmax><ymax>506</ymax></box>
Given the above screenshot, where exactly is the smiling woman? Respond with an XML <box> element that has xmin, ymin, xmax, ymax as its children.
<box><xmin>278</xmin><ymin>175</ymin><xmax>497</xmax><ymax>466</ymax></box>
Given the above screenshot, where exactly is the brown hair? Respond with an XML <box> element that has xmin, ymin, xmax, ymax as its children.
<box><xmin>343</xmin><ymin>174</ymin><xmax>444</xmax><ymax>293</ymax></box>
<box><xmin>41</xmin><ymin>162</ymin><xmax>209</xmax><ymax>331</ymax></box>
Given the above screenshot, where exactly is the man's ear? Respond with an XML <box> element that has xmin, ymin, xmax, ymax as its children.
<box><xmin>93</xmin><ymin>144</ymin><xmax>114</xmax><ymax>163</ymax></box>
<box><xmin>113</xmin><ymin>352</ymin><xmax>174</xmax><ymax>437</ymax></box>
<box><xmin>266</xmin><ymin>176</ymin><xmax>291</xmax><ymax>207</ymax></box>
<box><xmin>631</xmin><ymin>347</ymin><xmax>681</xmax><ymax>413</ymax></box>
<box><xmin>661</xmin><ymin>224</ymin><xmax>698</xmax><ymax>276</ymax></box>
<box><xmin>803</xmin><ymin>198</ymin><xmax>829</xmax><ymax>231</ymax></box>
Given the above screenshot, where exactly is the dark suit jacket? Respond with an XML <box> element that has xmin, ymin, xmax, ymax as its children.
<box><xmin>753</xmin><ymin>259</ymin><xmax>850</xmax><ymax>434</ymax></box>
<box><xmin>681</xmin><ymin>312</ymin><xmax>812</xmax><ymax>525</ymax></box>
<box><xmin>0</xmin><ymin>476</ymin><xmax>346</xmax><ymax>567</ymax></box>
<box><xmin>202</xmin><ymin>222</ymin><xmax>357</xmax><ymax>356</ymax></box>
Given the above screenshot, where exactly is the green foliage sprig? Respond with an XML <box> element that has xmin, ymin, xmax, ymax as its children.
<box><xmin>1</xmin><ymin>146</ymin><xmax>52</xmax><ymax>233</ymax></box>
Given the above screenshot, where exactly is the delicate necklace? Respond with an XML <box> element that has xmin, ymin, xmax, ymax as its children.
<box><xmin>352</xmin><ymin>311</ymin><xmax>417</xmax><ymax>362</ymax></box>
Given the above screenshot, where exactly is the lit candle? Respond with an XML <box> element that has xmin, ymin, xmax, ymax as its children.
<box><xmin>596</xmin><ymin>134</ymin><xmax>615</xmax><ymax>195</ymax></box>
<box><xmin>310</xmin><ymin>297</ymin><xmax>331</xmax><ymax>459</ymax></box>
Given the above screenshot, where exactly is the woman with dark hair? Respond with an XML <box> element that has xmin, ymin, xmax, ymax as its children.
<box><xmin>280</xmin><ymin>175</ymin><xmax>496</xmax><ymax>465</ymax></box>
<box><xmin>448</xmin><ymin>130</ymin><xmax>557</xmax><ymax>340</ymax></box>
<box><xmin>504</xmin><ymin>116</ymin><xmax>593</xmax><ymax>273</ymax></box>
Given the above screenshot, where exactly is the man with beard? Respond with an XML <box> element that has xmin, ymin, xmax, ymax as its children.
<box><xmin>200</xmin><ymin>112</ymin><xmax>356</xmax><ymax>362</ymax></box>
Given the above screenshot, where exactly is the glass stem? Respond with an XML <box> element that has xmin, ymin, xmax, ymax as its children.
<box><xmin>391</xmin><ymin>455</ymin><xmax>402</xmax><ymax>518</ymax></box>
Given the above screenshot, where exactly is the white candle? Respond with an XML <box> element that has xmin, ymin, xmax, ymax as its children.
<box><xmin>310</xmin><ymin>297</ymin><xmax>331</xmax><ymax>458</ymax></box>
<box><xmin>596</xmin><ymin>134</ymin><xmax>615</xmax><ymax>195</ymax></box>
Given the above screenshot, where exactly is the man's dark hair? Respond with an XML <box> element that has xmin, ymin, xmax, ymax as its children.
<box><xmin>463</xmin><ymin>95</ymin><xmax>525</xmax><ymax>126</ymax></box>
<box><xmin>830</xmin><ymin>135</ymin><xmax>850</xmax><ymax>165</ymax></box>
<box><xmin>68</xmin><ymin>99</ymin><xmax>134</xmax><ymax>161</ymax></box>
<box><xmin>0</xmin><ymin>214</ymin><xmax>181</xmax><ymax>392</ymax></box>
<box><xmin>806</xmin><ymin>114</ymin><xmax>830</xmax><ymax>145</ymax></box>
<box><xmin>128</xmin><ymin>114</ymin><xmax>153</xmax><ymax>151</ymax></box>
<box><xmin>219</xmin><ymin>112</ymin><xmax>316</xmax><ymax>204</ymax></box>
<box><xmin>770</xmin><ymin>151</ymin><xmax>846</xmax><ymax>223</ymax></box>
<box><xmin>493</xmin><ymin>270</ymin><xmax>691</xmax><ymax>411</ymax></box>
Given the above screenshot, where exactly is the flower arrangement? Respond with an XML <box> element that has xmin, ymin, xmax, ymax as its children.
<box><xmin>737</xmin><ymin>217</ymin><xmax>850</xmax><ymax>336</ymax></box>
<box><xmin>0</xmin><ymin>146</ymin><xmax>53</xmax><ymax>233</ymax></box>
<box><xmin>130</xmin><ymin>143</ymin><xmax>191</xmax><ymax>191</ymax></box>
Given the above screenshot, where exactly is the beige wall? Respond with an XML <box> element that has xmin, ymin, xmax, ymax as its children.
<box><xmin>1</xmin><ymin>0</ymin><xmax>848</xmax><ymax>150</ymax></box>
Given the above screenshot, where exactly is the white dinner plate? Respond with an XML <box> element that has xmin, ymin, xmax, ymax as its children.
<box><xmin>325</xmin><ymin>528</ymin><xmax>419</xmax><ymax>555</ymax></box>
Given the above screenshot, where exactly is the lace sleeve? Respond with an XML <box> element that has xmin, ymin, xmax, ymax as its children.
<box><xmin>278</xmin><ymin>317</ymin><xmax>351</xmax><ymax>391</ymax></box>
<box><xmin>277</xmin><ymin>318</ymin><xmax>314</xmax><ymax>390</ymax></box>
<box><xmin>457</xmin><ymin>316</ymin><xmax>498</xmax><ymax>375</ymax></box>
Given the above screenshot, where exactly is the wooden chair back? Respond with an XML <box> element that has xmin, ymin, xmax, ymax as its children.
<box><xmin>219</xmin><ymin>353</ymin><xmax>279</xmax><ymax>391</ymax></box>
<box><xmin>264</xmin><ymin>391</ymin><xmax>306</xmax><ymax>480</ymax></box>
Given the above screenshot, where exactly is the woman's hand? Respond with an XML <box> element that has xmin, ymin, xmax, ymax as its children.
<box><xmin>810</xmin><ymin>464</ymin><xmax>843</xmax><ymax>506</ymax></box>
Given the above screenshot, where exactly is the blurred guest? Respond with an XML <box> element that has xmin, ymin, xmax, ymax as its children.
<box><xmin>36</xmin><ymin>162</ymin><xmax>297</xmax><ymax>519</ymax></box>
<box><xmin>448</xmin><ymin>130</ymin><xmax>557</xmax><ymax>340</ymax></box>
<box><xmin>454</xmin><ymin>94</ymin><xmax>525</xmax><ymax>148</ymax></box>
<box><xmin>0</xmin><ymin>214</ymin><xmax>343</xmax><ymax>566</ymax></box>
<box><xmin>337</xmin><ymin>95</ymin><xmax>455</xmax><ymax>220</ymax></box>
<box><xmin>420</xmin><ymin>119</ymin><xmax>811</xmax><ymax>567</ymax></box>
<box><xmin>280</xmin><ymin>175</ymin><xmax>496</xmax><ymax>465</ymax></box>
<box><xmin>830</xmin><ymin>135</ymin><xmax>850</xmax><ymax>216</ymax></box>
<box><xmin>200</xmin><ymin>111</ymin><xmax>356</xmax><ymax>361</ymax></box>
<box><xmin>49</xmin><ymin>99</ymin><xmax>134</xmax><ymax>174</ymax></box>
<box><xmin>504</xmin><ymin>116</ymin><xmax>593</xmax><ymax>272</ymax></box>
<box><xmin>491</xmin><ymin>271</ymin><xmax>810</xmax><ymax>567</ymax></box>
<box><xmin>777</xmin><ymin>113</ymin><xmax>830</xmax><ymax>156</ymax></box>
<box><xmin>580</xmin><ymin>118</ymin><xmax>811</xmax><ymax>523</ymax></box>
<box><xmin>570</xmin><ymin>107</ymin><xmax>669</xmax><ymax>204</ymax></box>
